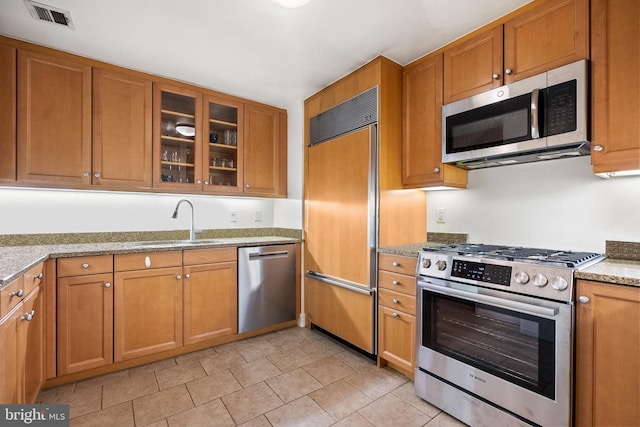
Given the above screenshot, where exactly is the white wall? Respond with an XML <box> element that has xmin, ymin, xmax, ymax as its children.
<box><xmin>427</xmin><ymin>156</ymin><xmax>640</xmax><ymax>253</ymax></box>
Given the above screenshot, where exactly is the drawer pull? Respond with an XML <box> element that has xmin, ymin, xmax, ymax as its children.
<box><xmin>392</xmin><ymin>312</ymin><xmax>399</xmax><ymax>318</ymax></box>
<box><xmin>185</xmin><ymin>273</ymin><xmax>191</xmax><ymax>279</ymax></box>
<box><xmin>22</xmin><ymin>310</ymin><xmax>35</xmax><ymax>321</ymax></box>
<box><xmin>104</xmin><ymin>282</ymin><xmax>111</xmax><ymax>288</ymax></box>
<box><xmin>82</xmin><ymin>263</ymin><xmax>90</xmax><ymax>269</ymax></box>
<box><xmin>392</xmin><ymin>280</ymin><xmax>399</xmax><ymax>285</ymax></box>
<box><xmin>176</xmin><ymin>275</ymin><xmax>182</xmax><ymax>280</ymax></box>
<box><xmin>10</xmin><ymin>289</ymin><xmax>24</xmax><ymax>298</ymax></box>
<box><xmin>35</xmin><ymin>273</ymin><xmax>43</xmax><ymax>280</ymax></box>
<box><xmin>392</xmin><ymin>262</ymin><xmax>399</xmax><ymax>267</ymax></box>
<box><xmin>145</xmin><ymin>256</ymin><xmax>151</xmax><ymax>268</ymax></box>
<box><xmin>392</xmin><ymin>298</ymin><xmax>399</xmax><ymax>304</ymax></box>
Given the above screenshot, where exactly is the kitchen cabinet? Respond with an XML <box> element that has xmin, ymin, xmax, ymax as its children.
<box><xmin>18</xmin><ymin>286</ymin><xmax>45</xmax><ymax>404</ymax></box>
<box><xmin>442</xmin><ymin>0</ymin><xmax>589</xmax><ymax>104</ymax></box>
<box><xmin>57</xmin><ymin>255</ymin><xmax>114</xmax><ymax>375</ymax></box>
<box><xmin>113</xmin><ymin>251</ymin><xmax>183</xmax><ymax>362</ymax></box>
<box><xmin>575</xmin><ymin>280</ymin><xmax>640</xmax><ymax>426</ymax></box>
<box><xmin>377</xmin><ymin>254</ymin><xmax>417</xmax><ymax>377</ymax></box>
<box><xmin>0</xmin><ymin>43</ymin><xmax>16</xmax><ymax>183</ymax></box>
<box><xmin>590</xmin><ymin>0</ymin><xmax>640</xmax><ymax>174</ymax></box>
<box><xmin>92</xmin><ymin>68</ymin><xmax>153</xmax><ymax>188</ymax></box>
<box><xmin>402</xmin><ymin>53</ymin><xmax>467</xmax><ymax>189</ymax></box>
<box><xmin>0</xmin><ymin>276</ymin><xmax>24</xmax><ymax>403</ymax></box>
<box><xmin>17</xmin><ymin>49</ymin><xmax>92</xmax><ymax>186</ymax></box>
<box><xmin>183</xmin><ymin>248</ymin><xmax>237</xmax><ymax>344</ymax></box>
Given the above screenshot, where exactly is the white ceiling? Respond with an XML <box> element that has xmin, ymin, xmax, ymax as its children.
<box><xmin>1</xmin><ymin>0</ymin><xmax>531</xmax><ymax>108</ymax></box>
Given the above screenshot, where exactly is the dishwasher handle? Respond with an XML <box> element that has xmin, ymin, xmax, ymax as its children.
<box><xmin>248</xmin><ymin>251</ymin><xmax>290</xmax><ymax>260</ymax></box>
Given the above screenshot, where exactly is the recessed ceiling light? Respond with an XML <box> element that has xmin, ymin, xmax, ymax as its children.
<box><xmin>270</xmin><ymin>0</ymin><xmax>312</xmax><ymax>8</ymax></box>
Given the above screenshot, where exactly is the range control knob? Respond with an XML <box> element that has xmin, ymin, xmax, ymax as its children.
<box><xmin>550</xmin><ymin>276</ymin><xmax>569</xmax><ymax>291</ymax></box>
<box><xmin>531</xmin><ymin>273</ymin><xmax>548</xmax><ymax>287</ymax></box>
<box><xmin>514</xmin><ymin>271</ymin><xmax>530</xmax><ymax>284</ymax></box>
<box><xmin>436</xmin><ymin>260</ymin><xmax>447</xmax><ymax>271</ymax></box>
<box><xmin>421</xmin><ymin>258</ymin><xmax>432</xmax><ymax>269</ymax></box>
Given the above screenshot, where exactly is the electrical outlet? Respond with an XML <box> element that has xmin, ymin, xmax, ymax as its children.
<box><xmin>254</xmin><ymin>210</ymin><xmax>262</xmax><ymax>222</ymax></box>
<box><xmin>436</xmin><ymin>208</ymin><xmax>446</xmax><ymax>224</ymax></box>
<box><xmin>230</xmin><ymin>210</ymin><xmax>238</xmax><ymax>223</ymax></box>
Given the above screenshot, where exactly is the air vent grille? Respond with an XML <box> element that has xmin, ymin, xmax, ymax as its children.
<box><xmin>24</xmin><ymin>0</ymin><xmax>75</xmax><ymax>29</ymax></box>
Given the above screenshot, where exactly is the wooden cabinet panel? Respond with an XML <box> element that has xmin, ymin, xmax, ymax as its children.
<box><xmin>504</xmin><ymin>0</ymin><xmax>589</xmax><ymax>83</ymax></box>
<box><xmin>93</xmin><ymin>68</ymin><xmax>153</xmax><ymax>188</ymax></box>
<box><xmin>1</xmin><ymin>275</ymin><xmax>25</xmax><ymax>318</ymax></box>
<box><xmin>378</xmin><ymin>270</ymin><xmax>416</xmax><ymax>296</ymax></box>
<box><xmin>443</xmin><ymin>26</ymin><xmax>503</xmax><ymax>104</ymax></box>
<box><xmin>0</xmin><ymin>305</ymin><xmax>21</xmax><ymax>403</ymax></box>
<box><xmin>378</xmin><ymin>254</ymin><xmax>418</xmax><ymax>276</ymax></box>
<box><xmin>378</xmin><ymin>305</ymin><xmax>415</xmax><ymax>374</ymax></box>
<box><xmin>0</xmin><ymin>43</ymin><xmax>16</xmax><ymax>183</ymax></box>
<box><xmin>18</xmin><ymin>287</ymin><xmax>44</xmax><ymax>404</ymax></box>
<box><xmin>378</xmin><ymin>288</ymin><xmax>416</xmax><ymax>315</ymax></box>
<box><xmin>590</xmin><ymin>0</ymin><xmax>640</xmax><ymax>174</ymax></box>
<box><xmin>114</xmin><ymin>251</ymin><xmax>181</xmax><ymax>272</ymax></box>
<box><xmin>57</xmin><ymin>273</ymin><xmax>113</xmax><ymax>375</ymax></box>
<box><xmin>183</xmin><ymin>261</ymin><xmax>237</xmax><ymax>345</ymax></box>
<box><xmin>17</xmin><ymin>50</ymin><xmax>92</xmax><ymax>185</ymax></box>
<box><xmin>244</xmin><ymin>104</ymin><xmax>286</xmax><ymax>197</ymax></box>
<box><xmin>576</xmin><ymin>280</ymin><xmax>640</xmax><ymax>427</ymax></box>
<box><xmin>114</xmin><ymin>266</ymin><xmax>183</xmax><ymax>362</ymax></box>
<box><xmin>58</xmin><ymin>255</ymin><xmax>113</xmax><ymax>277</ymax></box>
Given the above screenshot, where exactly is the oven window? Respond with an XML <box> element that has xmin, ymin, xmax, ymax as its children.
<box><xmin>422</xmin><ymin>291</ymin><xmax>555</xmax><ymax>399</ymax></box>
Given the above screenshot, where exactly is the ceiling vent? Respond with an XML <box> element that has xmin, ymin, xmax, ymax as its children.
<box><xmin>24</xmin><ymin>0</ymin><xmax>75</xmax><ymax>29</ymax></box>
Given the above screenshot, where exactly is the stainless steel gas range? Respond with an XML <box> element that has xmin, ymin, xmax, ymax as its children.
<box><xmin>415</xmin><ymin>244</ymin><xmax>604</xmax><ymax>427</ymax></box>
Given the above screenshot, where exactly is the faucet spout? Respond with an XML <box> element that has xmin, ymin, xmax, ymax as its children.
<box><xmin>171</xmin><ymin>199</ymin><xmax>201</xmax><ymax>241</ymax></box>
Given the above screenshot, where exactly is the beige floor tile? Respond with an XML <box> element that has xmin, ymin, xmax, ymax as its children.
<box><xmin>74</xmin><ymin>369</ymin><xmax>130</xmax><ymax>392</ymax></box>
<box><xmin>198</xmin><ymin>349</ymin><xmax>247</xmax><ymax>375</ymax></box>
<box><xmin>303</xmin><ymin>355</ymin><xmax>356</xmax><ymax>385</ymax></box>
<box><xmin>346</xmin><ymin>367</ymin><xmax>408</xmax><ymax>400</ymax></box>
<box><xmin>174</xmin><ymin>347</ymin><xmax>217</xmax><ymax>364</ymax></box>
<box><xmin>237</xmin><ymin>415</ymin><xmax>272</xmax><ymax>427</ymax></box>
<box><xmin>222</xmin><ymin>382</ymin><xmax>284</xmax><ymax>425</ymax></box>
<box><xmin>166</xmin><ymin>398</ymin><xmax>234</xmax><ymax>427</ymax></box>
<box><xmin>264</xmin><ymin>331</ymin><xmax>312</xmax><ymax>350</ymax></box>
<box><xmin>265</xmin><ymin>395</ymin><xmax>334</xmax><ymax>427</ymax></box>
<box><xmin>308</xmin><ymin>379</ymin><xmax>373</xmax><ymax>420</ymax></box>
<box><xmin>332</xmin><ymin>412</ymin><xmax>375</xmax><ymax>427</ymax></box>
<box><xmin>102</xmin><ymin>371</ymin><xmax>158</xmax><ymax>408</ymax></box>
<box><xmin>266</xmin><ymin>368</ymin><xmax>323</xmax><ymax>403</ymax></box>
<box><xmin>392</xmin><ymin>381</ymin><xmax>441</xmax><ymax>418</ymax></box>
<box><xmin>425</xmin><ymin>411</ymin><xmax>469</xmax><ymax>427</ymax></box>
<box><xmin>40</xmin><ymin>384</ymin><xmax>102</xmax><ymax>419</ymax></box>
<box><xmin>38</xmin><ymin>383</ymin><xmax>75</xmax><ymax>402</ymax></box>
<box><xmin>70</xmin><ymin>401</ymin><xmax>134</xmax><ymax>427</ymax></box>
<box><xmin>358</xmin><ymin>394</ymin><xmax>431</xmax><ymax>427</ymax></box>
<box><xmin>230</xmin><ymin>357</ymin><xmax>283</xmax><ymax>387</ymax></box>
<box><xmin>300</xmin><ymin>337</ymin><xmax>346</xmax><ymax>359</ymax></box>
<box><xmin>132</xmin><ymin>385</ymin><xmax>194</xmax><ymax>426</ymax></box>
<box><xmin>186</xmin><ymin>369</ymin><xmax>242</xmax><ymax>406</ymax></box>
<box><xmin>144</xmin><ymin>420</ymin><xmax>169</xmax><ymax>427</ymax></box>
<box><xmin>267</xmin><ymin>346</ymin><xmax>314</xmax><ymax>372</ymax></box>
<box><xmin>155</xmin><ymin>359</ymin><xmax>206</xmax><ymax>390</ymax></box>
<box><xmin>129</xmin><ymin>357</ymin><xmax>177</xmax><ymax>377</ymax></box>
<box><xmin>334</xmin><ymin>349</ymin><xmax>377</xmax><ymax>372</ymax></box>
<box><xmin>234</xmin><ymin>339</ymin><xmax>281</xmax><ymax>362</ymax></box>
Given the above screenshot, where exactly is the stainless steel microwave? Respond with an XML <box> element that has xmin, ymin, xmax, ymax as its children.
<box><xmin>442</xmin><ymin>60</ymin><xmax>589</xmax><ymax>169</ymax></box>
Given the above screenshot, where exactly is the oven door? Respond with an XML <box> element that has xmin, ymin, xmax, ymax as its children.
<box><xmin>416</xmin><ymin>277</ymin><xmax>573</xmax><ymax>427</ymax></box>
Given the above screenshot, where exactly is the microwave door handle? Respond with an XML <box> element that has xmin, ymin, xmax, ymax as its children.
<box><xmin>531</xmin><ymin>88</ymin><xmax>540</xmax><ymax>139</ymax></box>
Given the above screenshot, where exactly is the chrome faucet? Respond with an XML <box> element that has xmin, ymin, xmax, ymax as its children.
<box><xmin>171</xmin><ymin>199</ymin><xmax>202</xmax><ymax>241</ymax></box>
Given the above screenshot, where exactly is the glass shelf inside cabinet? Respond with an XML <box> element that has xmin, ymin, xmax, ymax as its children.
<box><xmin>207</xmin><ymin>101</ymin><xmax>238</xmax><ymax>188</ymax></box>
<box><xmin>160</xmin><ymin>92</ymin><xmax>196</xmax><ymax>184</ymax></box>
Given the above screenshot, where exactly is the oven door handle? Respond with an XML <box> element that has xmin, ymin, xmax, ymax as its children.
<box><xmin>420</xmin><ymin>281</ymin><xmax>559</xmax><ymax>318</ymax></box>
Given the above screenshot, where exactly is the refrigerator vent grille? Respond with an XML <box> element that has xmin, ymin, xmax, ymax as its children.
<box><xmin>309</xmin><ymin>87</ymin><xmax>378</xmax><ymax>146</ymax></box>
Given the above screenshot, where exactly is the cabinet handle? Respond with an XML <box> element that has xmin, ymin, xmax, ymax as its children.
<box><xmin>94</xmin><ymin>173</ymin><xmax>101</xmax><ymax>178</ymax></box>
<box><xmin>392</xmin><ymin>298</ymin><xmax>399</xmax><ymax>304</ymax></box>
<box><xmin>35</xmin><ymin>273</ymin><xmax>43</xmax><ymax>280</ymax></box>
<box><xmin>204</xmin><ymin>181</ymin><xmax>209</xmax><ymax>185</ymax></box>
<box><xmin>185</xmin><ymin>273</ymin><xmax>190</xmax><ymax>279</ymax></box>
<box><xmin>145</xmin><ymin>256</ymin><xmax>151</xmax><ymax>268</ymax></box>
<box><xmin>392</xmin><ymin>280</ymin><xmax>399</xmax><ymax>286</ymax></box>
<box><xmin>82</xmin><ymin>172</ymin><xmax>89</xmax><ymax>177</ymax></box>
<box><xmin>196</xmin><ymin>179</ymin><xmax>202</xmax><ymax>184</ymax></box>
<box><xmin>492</xmin><ymin>73</ymin><xmax>500</xmax><ymax>80</ymax></box>
<box><xmin>505</xmin><ymin>68</ymin><xmax>513</xmax><ymax>75</ymax></box>
<box><xmin>593</xmin><ymin>145</ymin><xmax>604</xmax><ymax>152</ymax></box>
<box><xmin>392</xmin><ymin>262</ymin><xmax>399</xmax><ymax>267</ymax></box>
<box><xmin>392</xmin><ymin>312</ymin><xmax>399</xmax><ymax>318</ymax></box>
<box><xmin>245</xmin><ymin>184</ymin><xmax>250</xmax><ymax>188</ymax></box>
<box><xmin>578</xmin><ymin>296</ymin><xmax>590</xmax><ymax>304</ymax></box>
<box><xmin>10</xmin><ymin>289</ymin><xmax>24</xmax><ymax>298</ymax></box>
<box><xmin>434</xmin><ymin>167</ymin><xmax>440</xmax><ymax>173</ymax></box>
<box><xmin>82</xmin><ymin>263</ymin><xmax>89</xmax><ymax>269</ymax></box>
<box><xmin>22</xmin><ymin>310</ymin><xmax>35</xmax><ymax>321</ymax></box>
<box><xmin>176</xmin><ymin>275</ymin><xmax>182</xmax><ymax>280</ymax></box>
<box><xmin>104</xmin><ymin>282</ymin><xmax>111</xmax><ymax>288</ymax></box>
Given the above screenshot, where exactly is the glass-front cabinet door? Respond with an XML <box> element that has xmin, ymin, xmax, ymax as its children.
<box><xmin>153</xmin><ymin>84</ymin><xmax>202</xmax><ymax>190</ymax></box>
<box><xmin>204</xmin><ymin>96</ymin><xmax>243</xmax><ymax>193</ymax></box>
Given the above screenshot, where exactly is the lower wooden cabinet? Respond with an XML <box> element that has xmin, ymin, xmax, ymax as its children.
<box><xmin>19</xmin><ymin>286</ymin><xmax>45</xmax><ymax>404</ymax></box>
<box><xmin>0</xmin><ymin>297</ymin><xmax>21</xmax><ymax>403</ymax></box>
<box><xmin>576</xmin><ymin>280</ymin><xmax>640</xmax><ymax>426</ymax></box>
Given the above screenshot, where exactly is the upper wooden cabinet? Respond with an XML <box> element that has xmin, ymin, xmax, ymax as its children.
<box><xmin>17</xmin><ymin>50</ymin><xmax>92</xmax><ymax>186</ymax></box>
<box><xmin>0</xmin><ymin>43</ymin><xmax>16</xmax><ymax>184</ymax></box>
<box><xmin>590</xmin><ymin>0</ymin><xmax>640</xmax><ymax>174</ymax></box>
<box><xmin>93</xmin><ymin>68</ymin><xmax>153</xmax><ymax>188</ymax></box>
<box><xmin>402</xmin><ymin>53</ymin><xmax>467</xmax><ymax>189</ymax></box>
<box><xmin>443</xmin><ymin>0</ymin><xmax>589</xmax><ymax>104</ymax></box>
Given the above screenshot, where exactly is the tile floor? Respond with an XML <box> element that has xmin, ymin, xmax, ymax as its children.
<box><xmin>38</xmin><ymin>326</ymin><xmax>467</xmax><ymax>427</ymax></box>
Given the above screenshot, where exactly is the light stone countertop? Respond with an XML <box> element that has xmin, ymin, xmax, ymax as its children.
<box><xmin>575</xmin><ymin>258</ymin><xmax>640</xmax><ymax>287</ymax></box>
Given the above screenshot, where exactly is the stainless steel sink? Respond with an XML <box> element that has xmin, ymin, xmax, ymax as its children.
<box><xmin>131</xmin><ymin>239</ymin><xmax>223</xmax><ymax>248</ymax></box>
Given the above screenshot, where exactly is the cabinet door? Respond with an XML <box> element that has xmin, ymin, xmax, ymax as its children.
<box><xmin>93</xmin><ymin>69</ymin><xmax>152</xmax><ymax>188</ymax></box>
<box><xmin>153</xmin><ymin>83</ymin><xmax>203</xmax><ymax>191</ymax></box>
<box><xmin>0</xmin><ymin>43</ymin><xmax>16</xmax><ymax>183</ymax></box>
<box><xmin>0</xmin><ymin>306</ymin><xmax>20</xmax><ymax>403</ymax></box>
<box><xmin>590</xmin><ymin>0</ymin><xmax>640</xmax><ymax>174</ymax></box>
<box><xmin>17</xmin><ymin>50</ymin><xmax>92</xmax><ymax>186</ymax></box>
<box><xmin>503</xmin><ymin>0</ymin><xmax>589</xmax><ymax>83</ymax></box>
<box><xmin>443</xmin><ymin>26</ymin><xmax>503</xmax><ymax>104</ymax></box>
<box><xmin>244</xmin><ymin>104</ymin><xmax>287</xmax><ymax>196</ymax></box>
<box><xmin>378</xmin><ymin>305</ymin><xmax>415</xmax><ymax>374</ymax></box>
<box><xmin>576</xmin><ymin>280</ymin><xmax>640</xmax><ymax>426</ymax></box>
<box><xmin>183</xmin><ymin>262</ymin><xmax>237</xmax><ymax>345</ymax></box>
<box><xmin>114</xmin><ymin>267</ymin><xmax>183</xmax><ymax>362</ymax></box>
<box><xmin>203</xmin><ymin>96</ymin><xmax>243</xmax><ymax>193</ymax></box>
<box><xmin>57</xmin><ymin>273</ymin><xmax>113</xmax><ymax>375</ymax></box>
<box><xmin>18</xmin><ymin>287</ymin><xmax>44</xmax><ymax>404</ymax></box>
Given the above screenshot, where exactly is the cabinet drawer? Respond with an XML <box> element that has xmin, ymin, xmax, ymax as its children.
<box><xmin>378</xmin><ymin>254</ymin><xmax>417</xmax><ymax>276</ymax></box>
<box><xmin>58</xmin><ymin>255</ymin><xmax>113</xmax><ymax>277</ymax></box>
<box><xmin>1</xmin><ymin>276</ymin><xmax>25</xmax><ymax>318</ymax></box>
<box><xmin>23</xmin><ymin>262</ymin><xmax>44</xmax><ymax>297</ymax></box>
<box><xmin>114</xmin><ymin>251</ymin><xmax>181</xmax><ymax>271</ymax></box>
<box><xmin>183</xmin><ymin>247</ymin><xmax>237</xmax><ymax>266</ymax></box>
<box><xmin>379</xmin><ymin>288</ymin><xmax>416</xmax><ymax>315</ymax></box>
<box><xmin>378</xmin><ymin>270</ymin><xmax>415</xmax><ymax>296</ymax></box>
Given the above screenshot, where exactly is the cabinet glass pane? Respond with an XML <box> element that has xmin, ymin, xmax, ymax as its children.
<box><xmin>207</xmin><ymin>101</ymin><xmax>238</xmax><ymax>188</ymax></box>
<box><xmin>160</xmin><ymin>92</ymin><xmax>196</xmax><ymax>184</ymax></box>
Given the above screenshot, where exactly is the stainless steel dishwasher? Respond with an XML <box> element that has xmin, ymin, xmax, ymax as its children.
<box><xmin>238</xmin><ymin>244</ymin><xmax>297</xmax><ymax>333</ymax></box>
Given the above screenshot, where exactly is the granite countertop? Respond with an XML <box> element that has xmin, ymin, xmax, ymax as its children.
<box><xmin>0</xmin><ymin>235</ymin><xmax>301</xmax><ymax>288</ymax></box>
<box><xmin>576</xmin><ymin>259</ymin><xmax>640</xmax><ymax>287</ymax></box>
